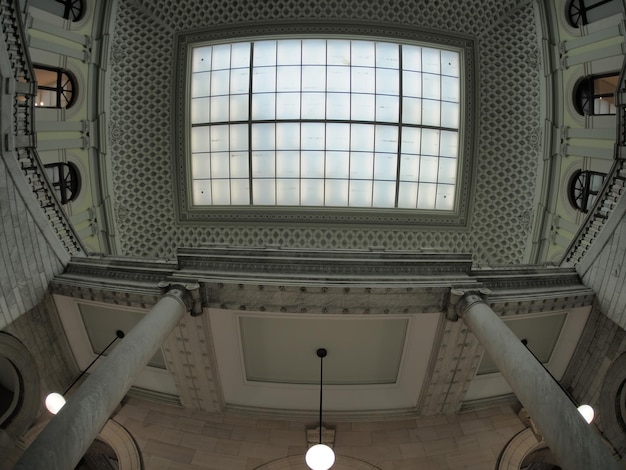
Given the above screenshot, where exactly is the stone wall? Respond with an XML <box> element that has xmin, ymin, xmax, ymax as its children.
<box><xmin>0</xmin><ymin>156</ymin><xmax>69</xmax><ymax>331</ymax></box>
<box><xmin>113</xmin><ymin>396</ymin><xmax>525</xmax><ymax>470</ymax></box>
<box><xmin>2</xmin><ymin>295</ymin><xmax>78</xmax><ymax>404</ymax></box>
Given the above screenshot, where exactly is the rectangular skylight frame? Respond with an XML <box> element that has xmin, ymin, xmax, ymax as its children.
<box><xmin>189</xmin><ymin>38</ymin><xmax>460</xmax><ymax>210</ymax></box>
<box><xmin>173</xmin><ymin>22</ymin><xmax>476</xmax><ymax>226</ymax></box>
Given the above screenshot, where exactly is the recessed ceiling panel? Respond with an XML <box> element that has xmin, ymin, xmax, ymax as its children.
<box><xmin>79</xmin><ymin>304</ymin><xmax>166</xmax><ymax>369</ymax></box>
<box><xmin>464</xmin><ymin>307</ymin><xmax>591</xmax><ymax>404</ymax></box>
<box><xmin>210</xmin><ymin>309</ymin><xmax>441</xmax><ymax>412</ymax></box>
<box><xmin>477</xmin><ymin>312</ymin><xmax>567</xmax><ymax>375</ymax></box>
<box><xmin>240</xmin><ymin>315</ymin><xmax>407</xmax><ymax>385</ymax></box>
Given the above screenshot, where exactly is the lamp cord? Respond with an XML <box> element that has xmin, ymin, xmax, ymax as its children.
<box><xmin>62</xmin><ymin>330</ymin><xmax>124</xmax><ymax>395</ymax></box>
<box><xmin>521</xmin><ymin>339</ymin><xmax>577</xmax><ymax>406</ymax></box>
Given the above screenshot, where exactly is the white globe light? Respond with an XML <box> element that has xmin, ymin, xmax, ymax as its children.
<box><xmin>577</xmin><ymin>404</ymin><xmax>595</xmax><ymax>424</ymax></box>
<box><xmin>45</xmin><ymin>392</ymin><xmax>66</xmax><ymax>414</ymax></box>
<box><xmin>305</xmin><ymin>443</ymin><xmax>335</xmax><ymax>470</ymax></box>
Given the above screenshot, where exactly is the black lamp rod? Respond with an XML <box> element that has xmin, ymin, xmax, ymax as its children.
<box><xmin>521</xmin><ymin>338</ymin><xmax>578</xmax><ymax>406</ymax></box>
<box><xmin>62</xmin><ymin>330</ymin><xmax>124</xmax><ymax>395</ymax></box>
<box><xmin>317</xmin><ymin>348</ymin><xmax>327</xmax><ymax>444</ymax></box>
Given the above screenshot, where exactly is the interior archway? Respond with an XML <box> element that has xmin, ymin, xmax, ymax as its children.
<box><xmin>0</xmin><ymin>356</ymin><xmax>20</xmax><ymax>428</ymax></box>
<box><xmin>0</xmin><ymin>333</ymin><xmax>40</xmax><ymax>442</ymax></box>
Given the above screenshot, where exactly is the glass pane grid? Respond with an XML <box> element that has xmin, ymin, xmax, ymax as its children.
<box><xmin>189</xmin><ymin>40</ymin><xmax>461</xmax><ymax>209</ymax></box>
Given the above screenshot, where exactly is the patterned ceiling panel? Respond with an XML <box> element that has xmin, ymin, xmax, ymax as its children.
<box><xmin>109</xmin><ymin>0</ymin><xmax>540</xmax><ymax>265</ymax></box>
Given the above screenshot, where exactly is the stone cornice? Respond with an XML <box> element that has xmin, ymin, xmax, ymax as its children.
<box><xmin>203</xmin><ymin>283</ymin><xmax>449</xmax><ymax>315</ymax></box>
<box><xmin>177</xmin><ymin>247</ymin><xmax>474</xmax><ymax>283</ymax></box>
<box><xmin>52</xmin><ymin>252</ymin><xmax>595</xmax><ymax>317</ymax></box>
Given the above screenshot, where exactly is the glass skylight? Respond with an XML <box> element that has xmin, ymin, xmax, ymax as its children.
<box><xmin>189</xmin><ymin>39</ymin><xmax>461</xmax><ymax>210</ymax></box>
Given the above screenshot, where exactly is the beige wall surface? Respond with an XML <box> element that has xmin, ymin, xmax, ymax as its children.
<box><xmin>113</xmin><ymin>397</ymin><xmax>525</xmax><ymax>470</ymax></box>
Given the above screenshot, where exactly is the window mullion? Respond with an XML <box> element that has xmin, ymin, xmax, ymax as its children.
<box><xmin>347</xmin><ymin>41</ymin><xmax>353</xmax><ymax>207</ymax></box>
<box><xmin>248</xmin><ymin>43</ymin><xmax>254</xmax><ymax>204</ymax></box>
<box><xmin>299</xmin><ymin>39</ymin><xmax>303</xmax><ymax>206</ymax></box>
<box><xmin>395</xmin><ymin>44</ymin><xmax>403</xmax><ymax>209</ymax></box>
<box><xmin>273</xmin><ymin>43</ymin><xmax>278</xmax><ymax>206</ymax></box>
<box><xmin>369</xmin><ymin>42</ymin><xmax>373</xmax><ymax>208</ymax></box>
<box><xmin>56</xmin><ymin>70</ymin><xmax>63</xmax><ymax>108</ymax></box>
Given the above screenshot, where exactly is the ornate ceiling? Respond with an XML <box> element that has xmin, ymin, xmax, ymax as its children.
<box><xmin>108</xmin><ymin>0</ymin><xmax>541</xmax><ymax>265</ymax></box>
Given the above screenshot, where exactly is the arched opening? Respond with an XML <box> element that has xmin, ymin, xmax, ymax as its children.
<box><xmin>568</xmin><ymin>170</ymin><xmax>606</xmax><ymax>213</ymax></box>
<box><xmin>574</xmin><ymin>73</ymin><xmax>619</xmax><ymax>116</ymax></box>
<box><xmin>567</xmin><ymin>0</ymin><xmax>623</xmax><ymax>27</ymax></box>
<box><xmin>29</xmin><ymin>0</ymin><xmax>85</xmax><ymax>22</ymax></box>
<box><xmin>75</xmin><ymin>439</ymin><xmax>119</xmax><ymax>470</ymax></box>
<box><xmin>0</xmin><ymin>357</ymin><xmax>21</xmax><ymax>429</ymax></box>
<box><xmin>44</xmin><ymin>162</ymin><xmax>82</xmax><ymax>204</ymax></box>
<box><xmin>520</xmin><ymin>447</ymin><xmax>562</xmax><ymax>469</ymax></box>
<box><xmin>33</xmin><ymin>65</ymin><xmax>77</xmax><ymax>109</ymax></box>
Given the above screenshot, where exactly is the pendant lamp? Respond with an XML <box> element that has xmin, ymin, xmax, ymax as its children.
<box><xmin>45</xmin><ymin>330</ymin><xmax>125</xmax><ymax>414</ymax></box>
<box><xmin>305</xmin><ymin>348</ymin><xmax>335</xmax><ymax>470</ymax></box>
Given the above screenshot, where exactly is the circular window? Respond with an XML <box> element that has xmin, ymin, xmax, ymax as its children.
<box><xmin>0</xmin><ymin>356</ymin><xmax>21</xmax><ymax>428</ymax></box>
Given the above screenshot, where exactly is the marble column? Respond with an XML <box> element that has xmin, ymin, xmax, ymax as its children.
<box><xmin>13</xmin><ymin>284</ymin><xmax>199</xmax><ymax>470</ymax></box>
<box><xmin>451</xmin><ymin>291</ymin><xmax>619</xmax><ymax>470</ymax></box>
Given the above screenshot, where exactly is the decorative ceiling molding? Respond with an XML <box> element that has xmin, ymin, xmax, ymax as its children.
<box><xmin>419</xmin><ymin>318</ymin><xmax>483</xmax><ymax>415</ymax></box>
<box><xmin>49</xmin><ymin>249</ymin><xmax>595</xmax><ymax>321</ymax></box>
<box><xmin>177</xmin><ymin>247</ymin><xmax>474</xmax><ymax>282</ymax></box>
<box><xmin>109</xmin><ymin>0</ymin><xmax>540</xmax><ymax>265</ymax></box>
<box><xmin>161</xmin><ymin>313</ymin><xmax>223</xmax><ymax>412</ymax></box>
<box><xmin>203</xmin><ymin>283</ymin><xmax>448</xmax><ymax>316</ymax></box>
<box><xmin>48</xmin><ymin>249</ymin><xmax>595</xmax><ymax>418</ymax></box>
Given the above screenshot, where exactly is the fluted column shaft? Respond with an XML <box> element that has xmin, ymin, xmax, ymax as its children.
<box><xmin>14</xmin><ymin>286</ymin><xmax>196</xmax><ymax>470</ymax></box>
<box><xmin>455</xmin><ymin>292</ymin><xmax>619</xmax><ymax>470</ymax></box>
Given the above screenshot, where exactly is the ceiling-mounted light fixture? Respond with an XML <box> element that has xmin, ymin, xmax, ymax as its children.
<box><xmin>521</xmin><ymin>339</ymin><xmax>595</xmax><ymax>423</ymax></box>
<box><xmin>305</xmin><ymin>348</ymin><xmax>335</xmax><ymax>470</ymax></box>
<box><xmin>45</xmin><ymin>330</ymin><xmax>125</xmax><ymax>414</ymax></box>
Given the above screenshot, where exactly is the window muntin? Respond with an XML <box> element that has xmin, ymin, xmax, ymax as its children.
<box><xmin>33</xmin><ymin>65</ymin><xmax>77</xmax><ymax>109</ymax></box>
<box><xmin>574</xmin><ymin>73</ymin><xmax>619</xmax><ymax>116</ymax></box>
<box><xmin>189</xmin><ymin>39</ymin><xmax>461</xmax><ymax>210</ymax></box>
<box><xmin>568</xmin><ymin>0</ymin><xmax>623</xmax><ymax>27</ymax></box>
<box><xmin>569</xmin><ymin>170</ymin><xmax>606</xmax><ymax>212</ymax></box>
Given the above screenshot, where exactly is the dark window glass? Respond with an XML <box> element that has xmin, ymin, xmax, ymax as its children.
<box><xmin>574</xmin><ymin>73</ymin><xmax>619</xmax><ymax>116</ymax></box>
<box><xmin>30</xmin><ymin>0</ymin><xmax>85</xmax><ymax>22</ymax></box>
<box><xmin>33</xmin><ymin>65</ymin><xmax>77</xmax><ymax>109</ymax></box>
<box><xmin>55</xmin><ymin>0</ymin><xmax>85</xmax><ymax>22</ymax></box>
<box><xmin>569</xmin><ymin>170</ymin><xmax>606</xmax><ymax>213</ymax></box>
<box><xmin>568</xmin><ymin>0</ymin><xmax>622</xmax><ymax>27</ymax></box>
<box><xmin>44</xmin><ymin>162</ymin><xmax>81</xmax><ymax>204</ymax></box>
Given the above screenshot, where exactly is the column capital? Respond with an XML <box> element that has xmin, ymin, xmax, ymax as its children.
<box><xmin>158</xmin><ymin>281</ymin><xmax>202</xmax><ymax>316</ymax></box>
<box><xmin>446</xmin><ymin>288</ymin><xmax>491</xmax><ymax>321</ymax></box>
